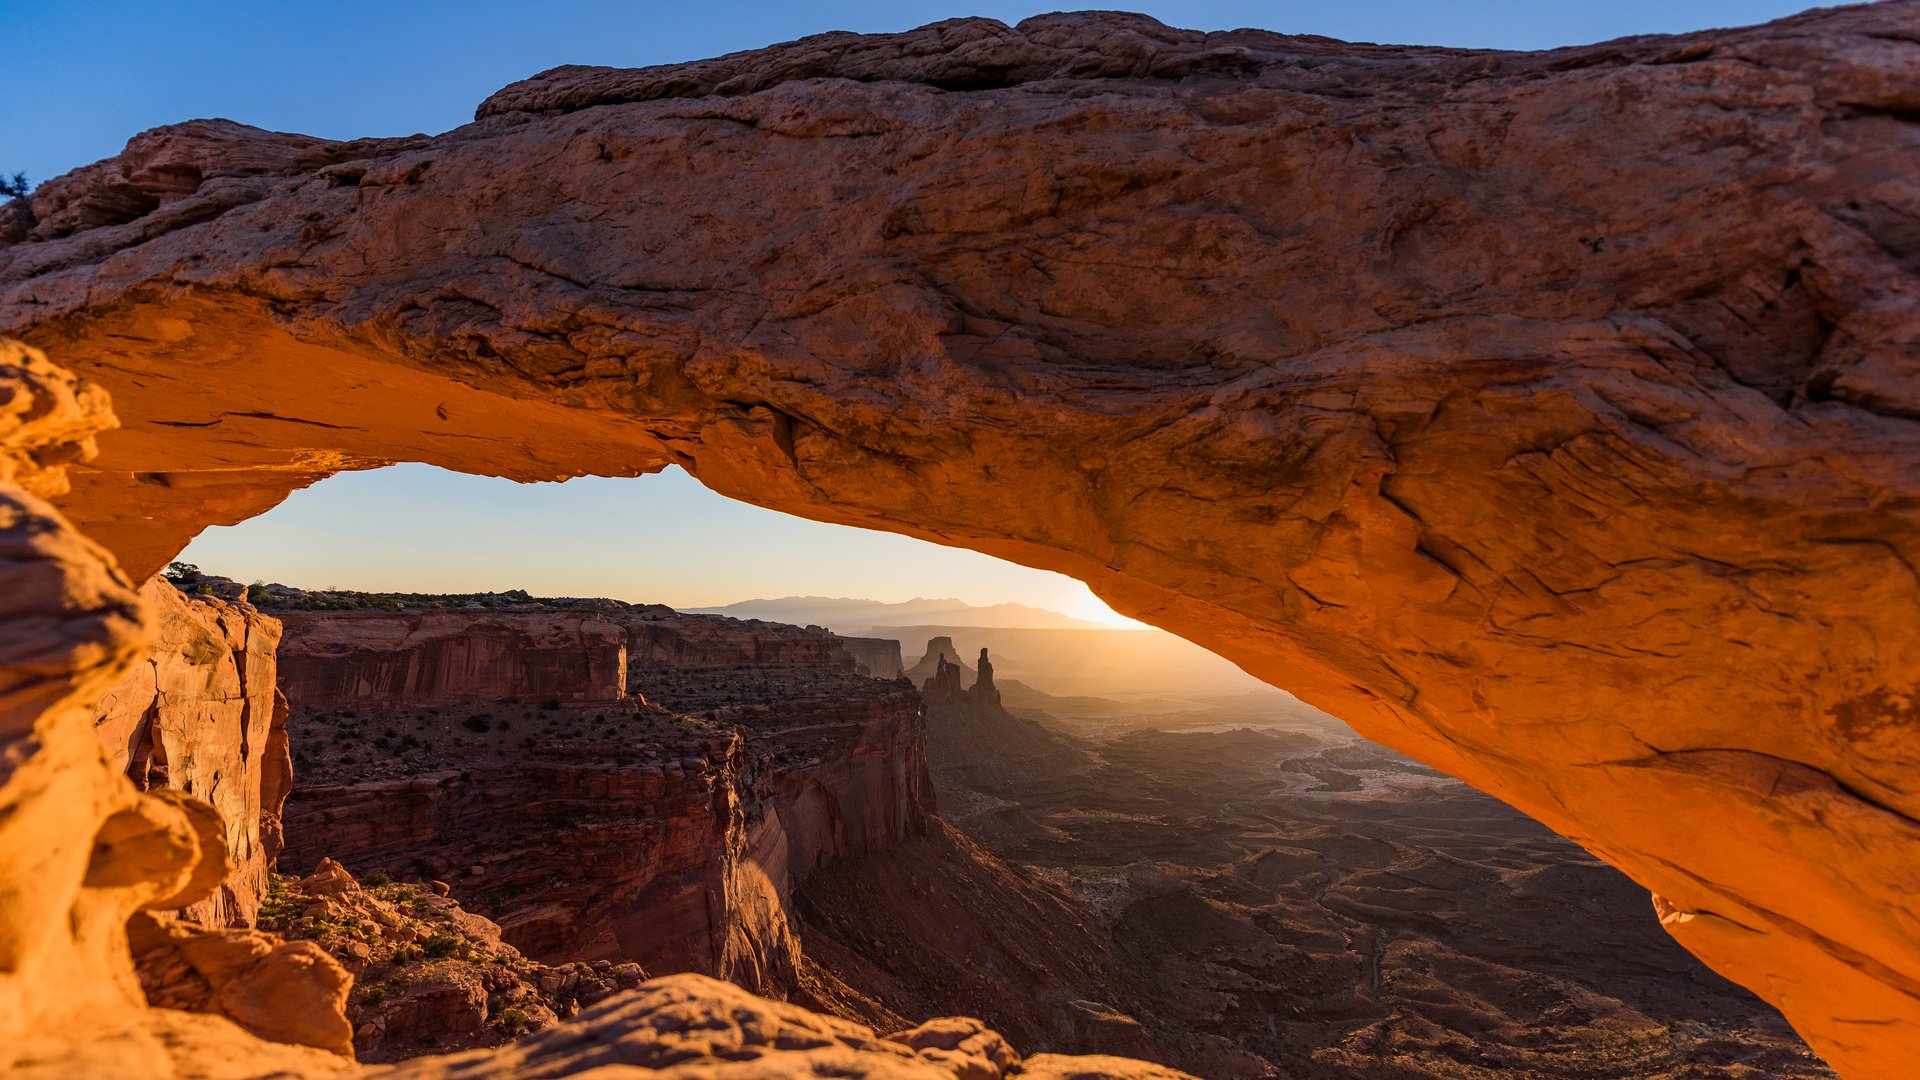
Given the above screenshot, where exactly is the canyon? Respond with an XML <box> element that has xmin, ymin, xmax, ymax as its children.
<box><xmin>909</xmin><ymin>663</ymin><xmax>1838</xmax><ymax>1078</ymax></box>
<box><xmin>274</xmin><ymin>609</ymin><xmax>930</xmax><ymax>989</ymax></box>
<box><xmin>1</xmin><ymin>3</ymin><xmax>1918</xmax><ymax>1077</ymax></box>
<box><xmin>83</xmin><ymin>556</ymin><xmax>1839</xmax><ymax>1078</ymax></box>
<box><xmin>261</xmin><ymin>596</ymin><xmax>1847</xmax><ymax>1077</ymax></box>
<box><xmin>262</xmin><ymin>597</ymin><xmax>935</xmax><ymax>1054</ymax></box>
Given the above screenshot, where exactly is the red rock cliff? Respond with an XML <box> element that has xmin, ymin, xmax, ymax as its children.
<box><xmin>278</xmin><ymin>688</ymin><xmax>930</xmax><ymax>997</ymax></box>
<box><xmin>277</xmin><ymin>609</ymin><xmax>629</xmax><ymax>708</ymax></box>
<box><xmin>93</xmin><ymin>580</ymin><xmax>289</xmax><ymax>926</ymax></box>
<box><xmin>627</xmin><ymin>614</ymin><xmax>851</xmax><ymax>668</ymax></box>
<box><xmin>8</xmin><ymin>7</ymin><xmax>1920</xmax><ymax>1075</ymax></box>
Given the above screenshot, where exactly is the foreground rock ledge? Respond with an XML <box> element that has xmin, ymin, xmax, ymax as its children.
<box><xmin>3</xmin><ymin>4</ymin><xmax>1920</xmax><ymax>1077</ymax></box>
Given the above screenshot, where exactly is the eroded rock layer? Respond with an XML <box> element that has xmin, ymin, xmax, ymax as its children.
<box><xmin>0</xmin><ymin>341</ymin><xmax>1193</xmax><ymax>1078</ymax></box>
<box><xmin>277</xmin><ymin>609</ymin><xmax>631</xmax><ymax>708</ymax></box>
<box><xmin>94</xmin><ymin>580</ymin><xmax>290</xmax><ymax>926</ymax></box>
<box><xmin>4</xmin><ymin>5</ymin><xmax>1920</xmax><ymax>1075</ymax></box>
<box><xmin>277</xmin><ymin>625</ymin><xmax>931</xmax><ymax>995</ymax></box>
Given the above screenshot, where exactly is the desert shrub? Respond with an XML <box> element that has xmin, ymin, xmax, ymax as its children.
<box><xmin>364</xmin><ymin>986</ymin><xmax>386</xmax><ymax>1006</ymax></box>
<box><xmin>462</xmin><ymin>714</ymin><xmax>492</xmax><ymax>733</ymax></box>
<box><xmin>423</xmin><ymin>933</ymin><xmax>460</xmax><ymax>959</ymax></box>
<box><xmin>363</xmin><ymin>868</ymin><xmax>390</xmax><ymax>888</ymax></box>
<box><xmin>499</xmin><ymin>1008</ymin><xmax>527</xmax><ymax>1034</ymax></box>
<box><xmin>592</xmin><ymin>714</ymin><xmax>605</xmax><ymax>724</ymax></box>
<box><xmin>541</xmin><ymin>699</ymin><xmax>560</xmax><ymax>711</ymax></box>
<box><xmin>339</xmin><ymin>754</ymin><xmax>357</xmax><ymax>765</ymax></box>
<box><xmin>392</xmin><ymin>948</ymin><xmax>414</xmax><ymax>965</ymax></box>
<box><xmin>520</xmin><ymin>736</ymin><xmax>536</xmax><ymax>749</ymax></box>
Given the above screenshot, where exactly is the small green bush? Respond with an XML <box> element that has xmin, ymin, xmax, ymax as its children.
<box><xmin>363</xmin><ymin>868</ymin><xmax>390</xmax><ymax>888</ymax></box>
<box><xmin>364</xmin><ymin>986</ymin><xmax>386</xmax><ymax>1006</ymax></box>
<box><xmin>462</xmin><ymin>714</ymin><xmax>492</xmax><ymax>733</ymax></box>
<box><xmin>423</xmin><ymin>933</ymin><xmax>460</xmax><ymax>960</ymax></box>
<box><xmin>500</xmin><ymin>1008</ymin><xmax>527</xmax><ymax>1034</ymax></box>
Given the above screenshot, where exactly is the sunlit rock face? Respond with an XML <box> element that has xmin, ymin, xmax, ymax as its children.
<box><xmin>4</xmin><ymin>5</ymin><xmax>1920</xmax><ymax>1075</ymax></box>
<box><xmin>0</xmin><ymin>340</ymin><xmax>328</xmax><ymax>1075</ymax></box>
<box><xmin>94</xmin><ymin>580</ymin><xmax>290</xmax><ymax>927</ymax></box>
<box><xmin>0</xmin><ymin>341</ymin><xmax>1187</xmax><ymax>1079</ymax></box>
<box><xmin>277</xmin><ymin>610</ymin><xmax>631</xmax><ymax>709</ymax></box>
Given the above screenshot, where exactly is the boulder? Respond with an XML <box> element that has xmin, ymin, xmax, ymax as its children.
<box><xmin>888</xmin><ymin>1016</ymin><xmax>1022</xmax><ymax>1080</ymax></box>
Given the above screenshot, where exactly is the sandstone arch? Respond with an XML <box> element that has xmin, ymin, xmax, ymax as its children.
<box><xmin>4</xmin><ymin>5</ymin><xmax>1920</xmax><ymax>1077</ymax></box>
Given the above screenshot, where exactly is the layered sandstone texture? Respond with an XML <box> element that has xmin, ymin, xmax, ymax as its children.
<box><xmin>278</xmin><ymin>609</ymin><xmax>631</xmax><ymax>708</ymax></box>
<box><xmin>0</xmin><ymin>340</ymin><xmax>347</xmax><ymax>1077</ymax></box>
<box><xmin>95</xmin><ymin>579</ymin><xmax>290</xmax><ymax>925</ymax></box>
<box><xmin>0</xmin><ymin>342</ymin><xmax>1198</xmax><ymax>1080</ymax></box>
<box><xmin>278</xmin><ymin>644</ymin><xmax>931</xmax><ymax>995</ymax></box>
<box><xmin>276</xmin><ymin>604</ymin><xmax>865</xmax><ymax>711</ymax></box>
<box><xmin>4</xmin><ymin>5</ymin><xmax>1920</xmax><ymax>1075</ymax></box>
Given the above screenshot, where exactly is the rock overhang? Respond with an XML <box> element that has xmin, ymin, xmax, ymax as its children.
<box><xmin>2</xmin><ymin>5</ymin><xmax>1920</xmax><ymax>1077</ymax></box>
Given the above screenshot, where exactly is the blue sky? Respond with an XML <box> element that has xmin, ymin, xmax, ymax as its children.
<box><xmin>8</xmin><ymin>1</ymin><xmax>1813</xmax><ymax>611</ymax></box>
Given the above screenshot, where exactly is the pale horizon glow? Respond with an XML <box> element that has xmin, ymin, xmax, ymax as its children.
<box><xmin>178</xmin><ymin>464</ymin><xmax>1145</xmax><ymax>624</ymax></box>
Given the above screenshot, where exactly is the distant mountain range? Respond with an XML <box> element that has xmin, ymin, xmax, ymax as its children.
<box><xmin>681</xmin><ymin>596</ymin><xmax>1125</xmax><ymax>631</ymax></box>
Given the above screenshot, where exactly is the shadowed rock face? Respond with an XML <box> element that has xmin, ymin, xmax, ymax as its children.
<box><xmin>3</xmin><ymin>5</ymin><xmax>1920</xmax><ymax>1075</ymax></box>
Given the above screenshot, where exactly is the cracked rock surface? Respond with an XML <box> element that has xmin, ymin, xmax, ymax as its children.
<box><xmin>4</xmin><ymin>5</ymin><xmax>1920</xmax><ymax>1076</ymax></box>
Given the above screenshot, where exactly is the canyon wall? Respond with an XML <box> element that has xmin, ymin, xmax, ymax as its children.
<box><xmin>278</xmin><ymin>689</ymin><xmax>930</xmax><ymax>995</ymax></box>
<box><xmin>836</xmin><ymin>636</ymin><xmax>904</xmax><ymax>679</ymax></box>
<box><xmin>93</xmin><ymin>581</ymin><xmax>290</xmax><ymax>926</ymax></box>
<box><xmin>4</xmin><ymin>6</ymin><xmax>1920</xmax><ymax>1076</ymax></box>
<box><xmin>277</xmin><ymin>610</ymin><xmax>629</xmax><ymax>708</ymax></box>
<box><xmin>626</xmin><ymin>614</ymin><xmax>853</xmax><ymax>669</ymax></box>
<box><xmin>274</xmin><ymin>606</ymin><xmax>871</xmax><ymax>712</ymax></box>
<box><xmin>0</xmin><ymin>340</ymin><xmax>351</xmax><ymax>1076</ymax></box>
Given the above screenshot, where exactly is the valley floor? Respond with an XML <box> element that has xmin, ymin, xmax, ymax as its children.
<box><xmin>795</xmin><ymin>694</ymin><xmax>1837</xmax><ymax>1080</ymax></box>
